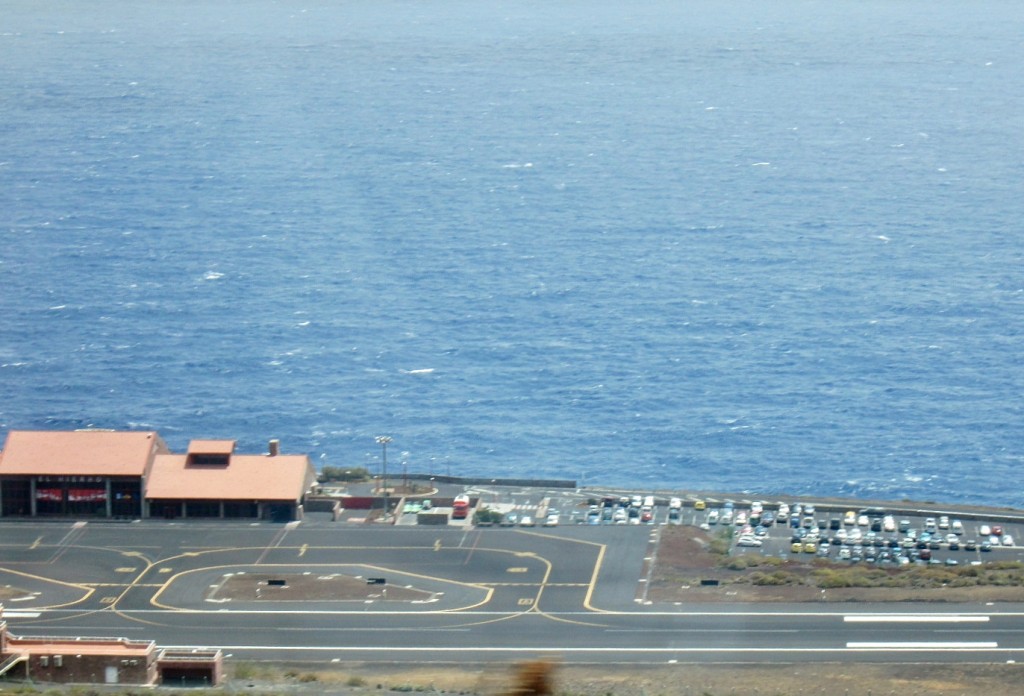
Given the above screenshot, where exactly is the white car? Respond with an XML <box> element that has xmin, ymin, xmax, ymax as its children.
<box><xmin>544</xmin><ymin>513</ymin><xmax>560</xmax><ymax>527</ymax></box>
<box><xmin>736</xmin><ymin>536</ymin><xmax>762</xmax><ymax>547</ymax></box>
<box><xmin>519</xmin><ymin>515</ymin><xmax>534</xmax><ymax>527</ymax></box>
<box><xmin>980</xmin><ymin>524</ymin><xmax>992</xmax><ymax>536</ymax></box>
<box><xmin>1002</xmin><ymin>535</ymin><xmax>1014</xmax><ymax>547</ymax></box>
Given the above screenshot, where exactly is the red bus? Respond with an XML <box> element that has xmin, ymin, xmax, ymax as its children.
<box><xmin>452</xmin><ymin>494</ymin><xmax>471</xmax><ymax>519</ymax></box>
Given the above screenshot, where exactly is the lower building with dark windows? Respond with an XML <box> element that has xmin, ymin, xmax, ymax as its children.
<box><xmin>0</xmin><ymin>430</ymin><xmax>316</xmax><ymax>521</ymax></box>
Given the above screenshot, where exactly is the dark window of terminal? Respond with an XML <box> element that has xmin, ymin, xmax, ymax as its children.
<box><xmin>185</xmin><ymin>501</ymin><xmax>221</xmax><ymax>517</ymax></box>
<box><xmin>224</xmin><ymin>502</ymin><xmax>258</xmax><ymax>518</ymax></box>
<box><xmin>187</xmin><ymin>454</ymin><xmax>230</xmax><ymax>467</ymax></box>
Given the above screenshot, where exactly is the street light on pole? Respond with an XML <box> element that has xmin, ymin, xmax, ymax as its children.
<box><xmin>375</xmin><ymin>436</ymin><xmax>392</xmax><ymax>520</ymax></box>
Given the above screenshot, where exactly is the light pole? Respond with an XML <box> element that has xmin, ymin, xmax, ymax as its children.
<box><xmin>375</xmin><ymin>436</ymin><xmax>392</xmax><ymax>519</ymax></box>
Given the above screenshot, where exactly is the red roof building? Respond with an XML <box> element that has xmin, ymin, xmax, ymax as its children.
<box><xmin>0</xmin><ymin>430</ymin><xmax>315</xmax><ymax>521</ymax></box>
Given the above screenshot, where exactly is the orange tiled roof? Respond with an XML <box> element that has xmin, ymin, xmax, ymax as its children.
<box><xmin>146</xmin><ymin>453</ymin><xmax>315</xmax><ymax>502</ymax></box>
<box><xmin>0</xmin><ymin>430</ymin><xmax>166</xmax><ymax>477</ymax></box>
<box><xmin>187</xmin><ymin>439</ymin><xmax>236</xmax><ymax>455</ymax></box>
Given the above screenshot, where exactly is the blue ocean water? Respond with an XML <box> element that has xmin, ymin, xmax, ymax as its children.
<box><xmin>2</xmin><ymin>0</ymin><xmax>1023</xmax><ymax>506</ymax></box>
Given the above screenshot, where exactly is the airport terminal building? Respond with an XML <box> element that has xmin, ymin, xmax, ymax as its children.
<box><xmin>0</xmin><ymin>430</ymin><xmax>317</xmax><ymax>521</ymax></box>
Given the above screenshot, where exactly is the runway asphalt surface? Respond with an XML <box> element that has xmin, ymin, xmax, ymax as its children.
<box><xmin>2</xmin><ymin>493</ymin><xmax>1024</xmax><ymax>667</ymax></box>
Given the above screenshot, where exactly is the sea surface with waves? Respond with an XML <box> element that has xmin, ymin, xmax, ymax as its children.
<box><xmin>2</xmin><ymin>0</ymin><xmax>1023</xmax><ymax>507</ymax></box>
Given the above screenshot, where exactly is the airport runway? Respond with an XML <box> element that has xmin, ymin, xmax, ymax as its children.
<box><xmin>1</xmin><ymin>518</ymin><xmax>1023</xmax><ymax>666</ymax></box>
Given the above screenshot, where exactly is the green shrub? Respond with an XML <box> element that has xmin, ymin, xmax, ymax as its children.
<box><xmin>474</xmin><ymin>508</ymin><xmax>503</xmax><ymax>525</ymax></box>
<box><xmin>319</xmin><ymin>466</ymin><xmax>371</xmax><ymax>482</ymax></box>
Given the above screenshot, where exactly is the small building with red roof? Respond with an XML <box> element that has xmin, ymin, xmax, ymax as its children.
<box><xmin>146</xmin><ymin>438</ymin><xmax>317</xmax><ymax>521</ymax></box>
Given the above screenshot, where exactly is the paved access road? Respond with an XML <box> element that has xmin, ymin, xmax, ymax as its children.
<box><xmin>1</xmin><ymin>518</ymin><xmax>1023</xmax><ymax>667</ymax></box>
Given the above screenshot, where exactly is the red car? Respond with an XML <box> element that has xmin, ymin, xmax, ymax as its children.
<box><xmin>992</xmin><ymin>525</ymin><xmax>1003</xmax><ymax>536</ymax></box>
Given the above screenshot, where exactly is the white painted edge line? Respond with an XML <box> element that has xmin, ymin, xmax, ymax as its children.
<box><xmin>844</xmin><ymin>615</ymin><xmax>990</xmax><ymax>623</ymax></box>
<box><xmin>165</xmin><ymin>645</ymin><xmax>1011</xmax><ymax>654</ymax></box>
<box><xmin>847</xmin><ymin>642</ymin><xmax>998</xmax><ymax>649</ymax></box>
<box><xmin>1</xmin><ymin>612</ymin><xmax>41</xmax><ymax>618</ymax></box>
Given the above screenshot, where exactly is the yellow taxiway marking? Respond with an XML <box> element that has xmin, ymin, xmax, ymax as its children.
<box><xmin>101</xmin><ymin>597</ymin><xmax>116</xmax><ymax>604</ymax></box>
<box><xmin>298</xmin><ymin>544</ymin><xmax>308</xmax><ymax>557</ymax></box>
<box><xmin>114</xmin><ymin>567</ymin><xmax>137</xmax><ymax>573</ymax></box>
<box><xmin>517</xmin><ymin>598</ymin><xmax>534</xmax><ymax>606</ymax></box>
<box><xmin>506</xmin><ymin>567</ymin><xmax>528</xmax><ymax>573</ymax></box>
<box><xmin>434</xmin><ymin>539</ymin><xmax>442</xmax><ymax>551</ymax></box>
<box><xmin>491</xmin><ymin>582</ymin><xmax>588</xmax><ymax>587</ymax></box>
<box><xmin>158</xmin><ymin>567</ymin><xmax>172</xmax><ymax>574</ymax></box>
<box><xmin>29</xmin><ymin>537</ymin><xmax>42</xmax><ymax>550</ymax></box>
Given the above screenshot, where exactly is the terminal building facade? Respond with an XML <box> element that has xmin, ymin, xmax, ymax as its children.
<box><xmin>0</xmin><ymin>429</ymin><xmax>317</xmax><ymax>522</ymax></box>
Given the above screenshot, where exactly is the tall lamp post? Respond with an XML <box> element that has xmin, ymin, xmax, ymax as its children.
<box><xmin>376</xmin><ymin>436</ymin><xmax>392</xmax><ymax>519</ymax></box>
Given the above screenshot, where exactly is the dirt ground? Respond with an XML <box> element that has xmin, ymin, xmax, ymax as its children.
<box><xmin>226</xmin><ymin>661</ymin><xmax>1024</xmax><ymax>696</ymax></box>
<box><xmin>647</xmin><ymin>524</ymin><xmax>1024</xmax><ymax>603</ymax></box>
<box><xmin>212</xmin><ymin>572</ymin><xmax>437</xmax><ymax>602</ymax></box>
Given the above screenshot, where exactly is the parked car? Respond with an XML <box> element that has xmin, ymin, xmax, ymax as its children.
<box><xmin>1002</xmin><ymin>535</ymin><xmax>1014</xmax><ymax>547</ymax></box>
<box><xmin>501</xmin><ymin>512</ymin><xmax>519</xmax><ymax>526</ymax></box>
<box><xmin>519</xmin><ymin>515</ymin><xmax>534</xmax><ymax>527</ymax></box>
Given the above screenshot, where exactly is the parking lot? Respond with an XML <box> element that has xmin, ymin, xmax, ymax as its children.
<box><xmin>446</xmin><ymin>487</ymin><xmax>1024</xmax><ymax>568</ymax></box>
<box><xmin>716</xmin><ymin>503</ymin><xmax>1023</xmax><ymax>567</ymax></box>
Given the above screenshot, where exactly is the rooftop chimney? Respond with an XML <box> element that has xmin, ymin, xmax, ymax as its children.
<box><xmin>268</xmin><ymin>439</ymin><xmax>280</xmax><ymax>457</ymax></box>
